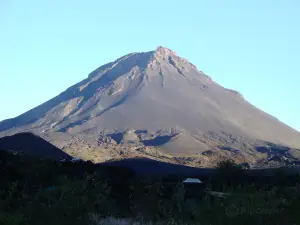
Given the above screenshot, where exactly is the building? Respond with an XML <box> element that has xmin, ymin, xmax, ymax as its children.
<box><xmin>183</xmin><ymin>178</ymin><xmax>205</xmax><ymax>199</ymax></box>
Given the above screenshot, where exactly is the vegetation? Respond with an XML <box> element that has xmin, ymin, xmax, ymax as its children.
<box><xmin>1</xmin><ymin>150</ymin><xmax>300</xmax><ymax>225</ymax></box>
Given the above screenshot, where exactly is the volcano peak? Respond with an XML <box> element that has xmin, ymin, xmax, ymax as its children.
<box><xmin>155</xmin><ymin>46</ymin><xmax>177</xmax><ymax>56</ymax></box>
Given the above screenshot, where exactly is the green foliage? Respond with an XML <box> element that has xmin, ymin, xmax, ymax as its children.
<box><xmin>172</xmin><ymin>182</ymin><xmax>185</xmax><ymax>216</ymax></box>
<box><xmin>0</xmin><ymin>212</ymin><xmax>25</xmax><ymax>225</ymax></box>
<box><xmin>213</xmin><ymin>159</ymin><xmax>246</xmax><ymax>190</ymax></box>
<box><xmin>1</xmin><ymin>151</ymin><xmax>300</xmax><ymax>225</ymax></box>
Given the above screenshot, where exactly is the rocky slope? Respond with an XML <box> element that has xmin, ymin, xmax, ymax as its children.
<box><xmin>1</xmin><ymin>46</ymin><xmax>300</xmax><ymax>167</ymax></box>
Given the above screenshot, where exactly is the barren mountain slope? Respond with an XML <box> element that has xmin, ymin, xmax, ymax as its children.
<box><xmin>1</xmin><ymin>46</ymin><xmax>299</xmax><ymax>167</ymax></box>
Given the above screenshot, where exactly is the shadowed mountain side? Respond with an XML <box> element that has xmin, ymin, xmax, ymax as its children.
<box><xmin>0</xmin><ymin>132</ymin><xmax>72</xmax><ymax>160</ymax></box>
<box><xmin>100</xmin><ymin>158</ymin><xmax>215</xmax><ymax>176</ymax></box>
<box><xmin>100</xmin><ymin>157</ymin><xmax>300</xmax><ymax>177</ymax></box>
<box><xmin>143</xmin><ymin>134</ymin><xmax>178</xmax><ymax>147</ymax></box>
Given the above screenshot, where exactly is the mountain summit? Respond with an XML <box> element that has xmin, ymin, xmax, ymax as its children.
<box><xmin>1</xmin><ymin>46</ymin><xmax>300</xmax><ymax>167</ymax></box>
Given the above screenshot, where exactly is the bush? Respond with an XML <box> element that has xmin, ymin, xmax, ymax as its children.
<box><xmin>1</xmin><ymin>151</ymin><xmax>300</xmax><ymax>225</ymax></box>
<box><xmin>213</xmin><ymin>160</ymin><xmax>246</xmax><ymax>189</ymax></box>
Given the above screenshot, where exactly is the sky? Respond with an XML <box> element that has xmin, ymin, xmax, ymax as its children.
<box><xmin>0</xmin><ymin>0</ymin><xmax>299</xmax><ymax>131</ymax></box>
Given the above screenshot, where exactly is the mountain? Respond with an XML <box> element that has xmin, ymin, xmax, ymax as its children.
<box><xmin>1</xmin><ymin>46</ymin><xmax>300</xmax><ymax>167</ymax></box>
<box><xmin>0</xmin><ymin>132</ymin><xmax>71</xmax><ymax>160</ymax></box>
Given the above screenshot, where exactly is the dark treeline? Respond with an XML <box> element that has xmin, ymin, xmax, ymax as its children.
<box><xmin>1</xmin><ymin>150</ymin><xmax>300</xmax><ymax>225</ymax></box>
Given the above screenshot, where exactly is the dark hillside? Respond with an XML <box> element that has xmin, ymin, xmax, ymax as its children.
<box><xmin>0</xmin><ymin>132</ymin><xmax>71</xmax><ymax>160</ymax></box>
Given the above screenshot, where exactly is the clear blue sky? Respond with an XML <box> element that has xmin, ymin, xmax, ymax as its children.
<box><xmin>1</xmin><ymin>0</ymin><xmax>299</xmax><ymax>131</ymax></box>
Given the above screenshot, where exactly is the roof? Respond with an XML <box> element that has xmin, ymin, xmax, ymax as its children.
<box><xmin>183</xmin><ymin>178</ymin><xmax>203</xmax><ymax>184</ymax></box>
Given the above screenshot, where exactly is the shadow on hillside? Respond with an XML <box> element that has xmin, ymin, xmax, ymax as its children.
<box><xmin>99</xmin><ymin>157</ymin><xmax>300</xmax><ymax>177</ymax></box>
<box><xmin>0</xmin><ymin>132</ymin><xmax>72</xmax><ymax>160</ymax></box>
<box><xmin>108</xmin><ymin>132</ymin><xmax>124</xmax><ymax>144</ymax></box>
<box><xmin>1</xmin><ymin>132</ymin><xmax>300</xmax><ymax>178</ymax></box>
<box><xmin>143</xmin><ymin>134</ymin><xmax>178</xmax><ymax>147</ymax></box>
<box><xmin>99</xmin><ymin>157</ymin><xmax>214</xmax><ymax>176</ymax></box>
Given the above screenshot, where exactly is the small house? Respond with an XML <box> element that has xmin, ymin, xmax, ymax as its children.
<box><xmin>183</xmin><ymin>178</ymin><xmax>205</xmax><ymax>199</ymax></box>
<box><xmin>71</xmin><ymin>157</ymin><xmax>82</xmax><ymax>163</ymax></box>
<box><xmin>183</xmin><ymin>178</ymin><xmax>203</xmax><ymax>184</ymax></box>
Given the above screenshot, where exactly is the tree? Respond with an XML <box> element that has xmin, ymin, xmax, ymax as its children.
<box><xmin>214</xmin><ymin>159</ymin><xmax>245</xmax><ymax>188</ymax></box>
